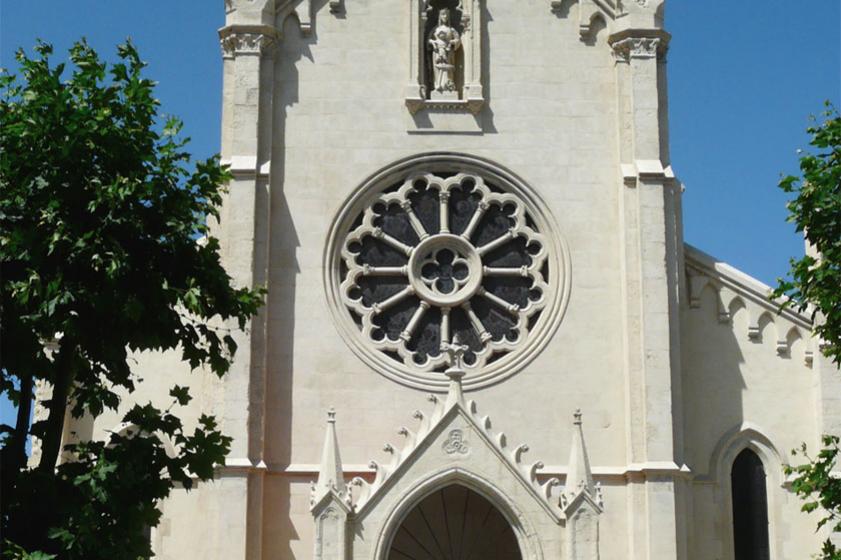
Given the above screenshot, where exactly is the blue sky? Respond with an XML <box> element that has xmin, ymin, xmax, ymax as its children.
<box><xmin>1</xmin><ymin>2</ymin><xmax>839</xmax><ymax>427</ymax></box>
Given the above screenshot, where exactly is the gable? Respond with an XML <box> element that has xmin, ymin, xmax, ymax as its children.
<box><xmin>353</xmin><ymin>403</ymin><xmax>562</xmax><ymax>524</ymax></box>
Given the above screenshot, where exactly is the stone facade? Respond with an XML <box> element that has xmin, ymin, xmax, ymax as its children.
<box><xmin>62</xmin><ymin>0</ymin><xmax>840</xmax><ymax>558</ymax></box>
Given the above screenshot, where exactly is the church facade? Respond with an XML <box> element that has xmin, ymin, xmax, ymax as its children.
<box><xmin>64</xmin><ymin>0</ymin><xmax>841</xmax><ymax>558</ymax></box>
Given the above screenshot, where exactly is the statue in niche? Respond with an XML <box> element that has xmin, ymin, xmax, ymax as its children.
<box><xmin>427</xmin><ymin>8</ymin><xmax>461</xmax><ymax>99</ymax></box>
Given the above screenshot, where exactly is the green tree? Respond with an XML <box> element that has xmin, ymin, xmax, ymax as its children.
<box><xmin>774</xmin><ymin>104</ymin><xmax>841</xmax><ymax>558</ymax></box>
<box><xmin>0</xmin><ymin>40</ymin><xmax>263</xmax><ymax>558</ymax></box>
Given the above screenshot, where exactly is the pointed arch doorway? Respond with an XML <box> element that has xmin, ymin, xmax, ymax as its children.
<box><xmin>731</xmin><ymin>449</ymin><xmax>770</xmax><ymax>560</ymax></box>
<box><xmin>388</xmin><ymin>485</ymin><xmax>523</xmax><ymax>560</ymax></box>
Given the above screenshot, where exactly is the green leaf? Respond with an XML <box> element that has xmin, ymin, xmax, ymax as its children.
<box><xmin>0</xmin><ymin>38</ymin><xmax>264</xmax><ymax>559</ymax></box>
<box><xmin>169</xmin><ymin>385</ymin><xmax>192</xmax><ymax>406</ymax></box>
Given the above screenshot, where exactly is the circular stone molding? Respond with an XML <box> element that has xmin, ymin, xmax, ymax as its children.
<box><xmin>324</xmin><ymin>153</ymin><xmax>571</xmax><ymax>391</ymax></box>
<box><xmin>408</xmin><ymin>234</ymin><xmax>483</xmax><ymax>308</ymax></box>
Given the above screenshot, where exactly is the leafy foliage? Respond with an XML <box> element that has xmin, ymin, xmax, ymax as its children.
<box><xmin>785</xmin><ymin>437</ymin><xmax>841</xmax><ymax>559</ymax></box>
<box><xmin>0</xmin><ymin>40</ymin><xmax>263</xmax><ymax>558</ymax></box>
<box><xmin>775</xmin><ymin>104</ymin><xmax>841</xmax><ymax>559</ymax></box>
<box><xmin>774</xmin><ymin>104</ymin><xmax>841</xmax><ymax>366</ymax></box>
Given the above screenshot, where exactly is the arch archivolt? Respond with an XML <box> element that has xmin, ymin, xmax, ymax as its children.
<box><xmin>703</xmin><ymin>424</ymin><xmax>784</xmax><ymax>560</ymax></box>
<box><xmin>371</xmin><ymin>466</ymin><xmax>545</xmax><ymax>560</ymax></box>
<box><xmin>707</xmin><ymin>423</ymin><xmax>785</xmax><ymax>487</ymax></box>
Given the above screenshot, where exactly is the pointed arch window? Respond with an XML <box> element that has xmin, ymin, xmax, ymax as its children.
<box><xmin>731</xmin><ymin>449</ymin><xmax>770</xmax><ymax>560</ymax></box>
<box><xmin>388</xmin><ymin>485</ymin><xmax>522</xmax><ymax>560</ymax></box>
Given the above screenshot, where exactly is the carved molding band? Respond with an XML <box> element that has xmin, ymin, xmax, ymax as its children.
<box><xmin>325</xmin><ymin>154</ymin><xmax>570</xmax><ymax>391</ymax></box>
<box><xmin>219</xmin><ymin>25</ymin><xmax>278</xmax><ymax>59</ymax></box>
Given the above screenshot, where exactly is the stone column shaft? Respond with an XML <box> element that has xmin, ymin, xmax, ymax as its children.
<box><xmin>612</xmin><ymin>28</ymin><xmax>684</xmax><ymax>560</ymax></box>
<box><xmin>214</xmin><ymin>21</ymin><xmax>278</xmax><ymax>560</ymax></box>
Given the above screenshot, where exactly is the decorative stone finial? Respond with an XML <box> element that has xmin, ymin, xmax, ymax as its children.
<box><xmin>310</xmin><ymin>407</ymin><xmax>347</xmax><ymax>511</ymax></box>
<box><xmin>441</xmin><ymin>336</ymin><xmax>469</xmax><ymax>372</ymax></box>
<box><xmin>441</xmin><ymin>337</ymin><xmax>469</xmax><ymax>409</ymax></box>
<box><xmin>563</xmin><ymin>408</ymin><xmax>601</xmax><ymax>513</ymax></box>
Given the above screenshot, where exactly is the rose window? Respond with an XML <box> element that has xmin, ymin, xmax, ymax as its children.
<box><xmin>329</xmin><ymin>158</ymin><xmax>568</xmax><ymax>390</ymax></box>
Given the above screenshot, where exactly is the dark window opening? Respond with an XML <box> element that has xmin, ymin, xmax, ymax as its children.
<box><xmin>731</xmin><ymin>448</ymin><xmax>771</xmax><ymax>560</ymax></box>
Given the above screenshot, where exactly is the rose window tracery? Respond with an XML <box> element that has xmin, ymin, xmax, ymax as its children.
<box><xmin>334</xmin><ymin>162</ymin><xmax>564</xmax><ymax>385</ymax></box>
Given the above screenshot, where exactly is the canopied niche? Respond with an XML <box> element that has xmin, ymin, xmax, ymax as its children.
<box><xmin>388</xmin><ymin>485</ymin><xmax>523</xmax><ymax>560</ymax></box>
<box><xmin>406</xmin><ymin>0</ymin><xmax>484</xmax><ymax>114</ymax></box>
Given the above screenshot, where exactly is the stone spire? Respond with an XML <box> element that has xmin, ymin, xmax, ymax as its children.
<box><xmin>562</xmin><ymin>409</ymin><xmax>600</xmax><ymax>509</ymax></box>
<box><xmin>310</xmin><ymin>408</ymin><xmax>347</xmax><ymax>509</ymax></box>
<box><xmin>562</xmin><ymin>409</ymin><xmax>603</xmax><ymax>558</ymax></box>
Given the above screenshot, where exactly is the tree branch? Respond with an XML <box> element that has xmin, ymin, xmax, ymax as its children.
<box><xmin>37</xmin><ymin>342</ymin><xmax>76</xmax><ymax>472</ymax></box>
<box><xmin>10</xmin><ymin>371</ymin><xmax>33</xmax><ymax>469</ymax></box>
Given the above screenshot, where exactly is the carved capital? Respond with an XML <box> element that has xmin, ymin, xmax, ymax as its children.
<box><xmin>609</xmin><ymin>29</ymin><xmax>670</xmax><ymax>62</ymax></box>
<box><xmin>219</xmin><ymin>25</ymin><xmax>278</xmax><ymax>59</ymax></box>
<box><xmin>611</xmin><ymin>37</ymin><xmax>659</xmax><ymax>61</ymax></box>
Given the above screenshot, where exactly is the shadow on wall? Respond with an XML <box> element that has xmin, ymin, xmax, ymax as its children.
<box><xmin>262</xmin><ymin>7</ymin><xmax>312</xmax><ymax>559</ymax></box>
<box><xmin>551</xmin><ymin>0</ymin><xmax>608</xmax><ymax>47</ymax></box>
<box><xmin>683</xmin><ymin>283</ymin><xmax>747</xmax><ymax>475</ymax></box>
<box><xmin>480</xmin><ymin>0</ymin><xmax>497</xmax><ymax>134</ymax></box>
<box><xmin>682</xmin><ymin>278</ymin><xmax>814</xmax><ymax>555</ymax></box>
<box><xmin>682</xmin><ymin>284</ymin><xmax>748</xmax><ymax>553</ymax></box>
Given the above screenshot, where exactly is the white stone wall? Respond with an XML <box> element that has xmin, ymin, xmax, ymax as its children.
<box><xmin>265</xmin><ymin>2</ymin><xmax>627</xmax><ymax>557</ymax></box>
<box><xmin>680</xmin><ymin>251</ymin><xmax>833</xmax><ymax>559</ymax></box>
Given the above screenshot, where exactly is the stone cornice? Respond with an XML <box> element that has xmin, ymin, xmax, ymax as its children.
<box><xmin>240</xmin><ymin>460</ymin><xmax>694</xmax><ymax>482</ymax></box>
<box><xmin>609</xmin><ymin>28</ymin><xmax>670</xmax><ymax>62</ymax></box>
<box><xmin>218</xmin><ymin>24</ymin><xmax>278</xmax><ymax>59</ymax></box>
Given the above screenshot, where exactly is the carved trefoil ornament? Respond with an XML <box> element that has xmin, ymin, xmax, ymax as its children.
<box><xmin>406</xmin><ymin>0</ymin><xmax>485</xmax><ymax>114</ymax></box>
<box><xmin>442</xmin><ymin>428</ymin><xmax>470</xmax><ymax>454</ymax></box>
